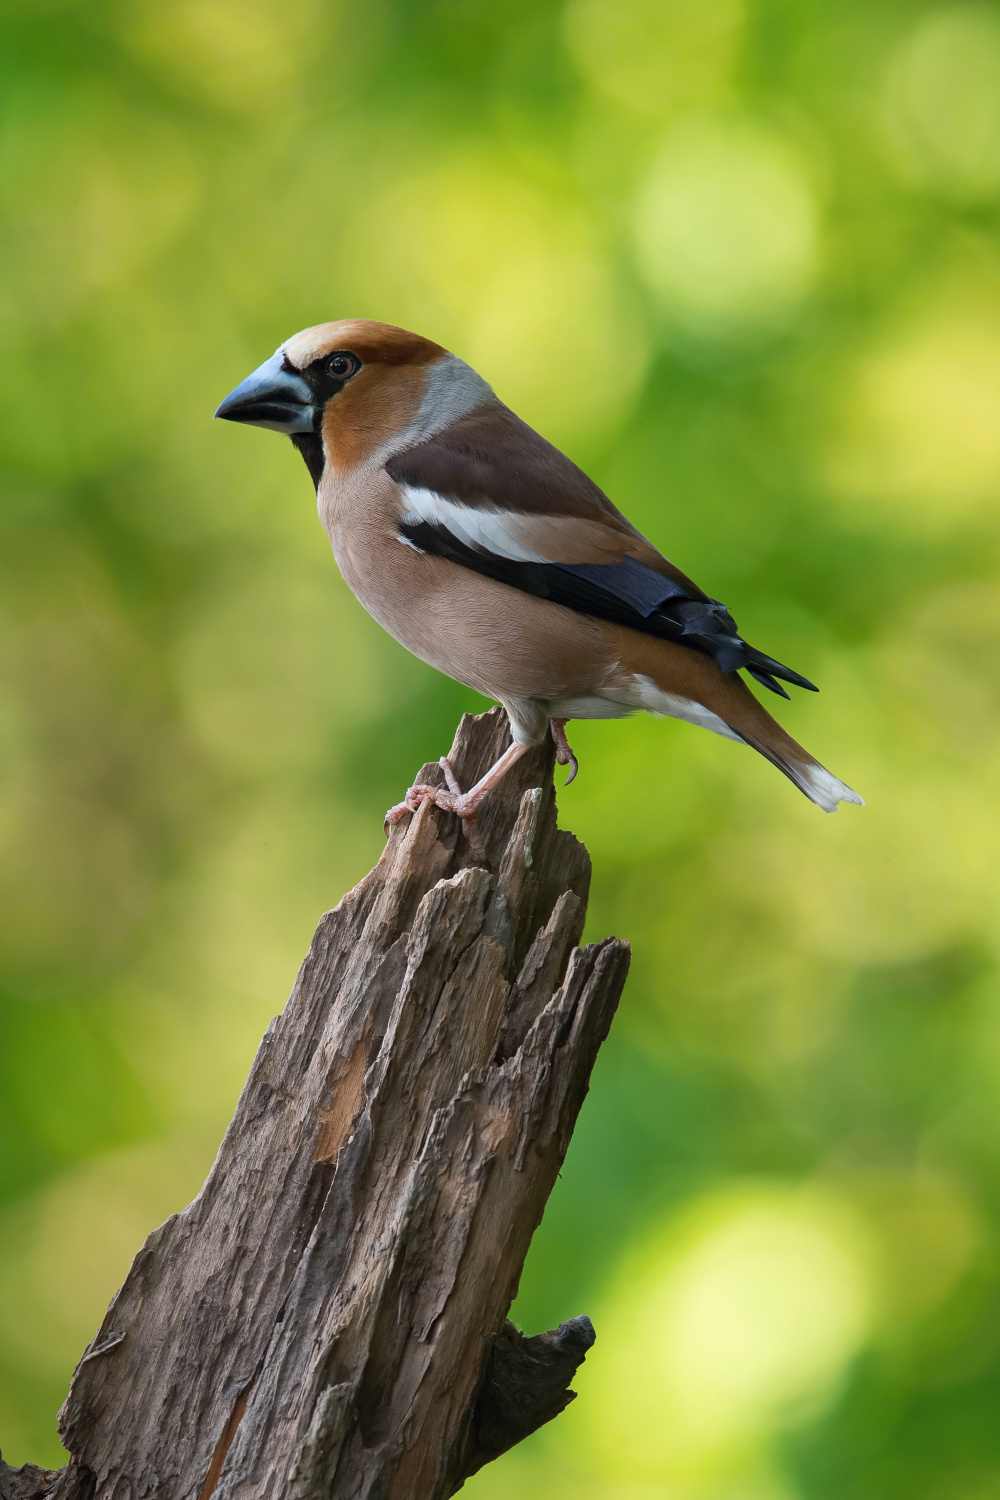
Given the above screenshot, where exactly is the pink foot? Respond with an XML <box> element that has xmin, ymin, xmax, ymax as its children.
<box><xmin>382</xmin><ymin>771</ymin><xmax>477</xmax><ymax>832</ymax></box>
<box><xmin>383</xmin><ymin>765</ymin><xmax>486</xmax><ymax>859</ymax></box>
<box><xmin>384</xmin><ymin>741</ymin><xmax>531</xmax><ymax>847</ymax></box>
<box><xmin>438</xmin><ymin>755</ymin><xmax>486</xmax><ymax>860</ymax></box>
<box><xmin>384</xmin><ymin>782</ymin><xmax>441</xmax><ymax>834</ymax></box>
<box><xmin>550</xmin><ymin>719</ymin><xmax>579</xmax><ymax>784</ymax></box>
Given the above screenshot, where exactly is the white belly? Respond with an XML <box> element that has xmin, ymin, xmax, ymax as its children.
<box><xmin>541</xmin><ymin>673</ymin><xmax>743</xmax><ymax>744</ymax></box>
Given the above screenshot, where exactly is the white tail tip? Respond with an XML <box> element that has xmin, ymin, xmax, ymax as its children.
<box><xmin>798</xmin><ymin>762</ymin><xmax>865</xmax><ymax>813</ymax></box>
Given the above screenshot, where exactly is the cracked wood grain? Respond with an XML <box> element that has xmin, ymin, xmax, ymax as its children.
<box><xmin>11</xmin><ymin>707</ymin><xmax>628</xmax><ymax>1500</ymax></box>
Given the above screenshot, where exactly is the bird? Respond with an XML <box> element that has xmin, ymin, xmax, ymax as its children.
<box><xmin>215</xmin><ymin>319</ymin><xmax>862</xmax><ymax>844</ymax></box>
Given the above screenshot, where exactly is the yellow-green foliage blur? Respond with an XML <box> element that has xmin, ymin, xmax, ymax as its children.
<box><xmin>1</xmin><ymin>1</ymin><xmax>999</xmax><ymax>1495</ymax></box>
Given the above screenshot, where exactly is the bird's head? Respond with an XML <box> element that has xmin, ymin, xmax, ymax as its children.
<box><xmin>214</xmin><ymin>319</ymin><xmax>473</xmax><ymax>486</ymax></box>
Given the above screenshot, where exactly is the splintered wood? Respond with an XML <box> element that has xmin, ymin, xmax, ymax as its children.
<box><xmin>9</xmin><ymin>708</ymin><xmax>629</xmax><ymax>1500</ymax></box>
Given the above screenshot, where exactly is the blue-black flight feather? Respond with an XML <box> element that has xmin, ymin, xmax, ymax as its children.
<box><xmin>386</xmin><ymin>400</ymin><xmax>817</xmax><ymax>697</ymax></box>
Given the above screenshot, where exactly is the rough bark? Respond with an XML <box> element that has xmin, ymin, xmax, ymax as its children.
<box><xmin>7</xmin><ymin>708</ymin><xmax>629</xmax><ymax>1500</ymax></box>
<box><xmin>0</xmin><ymin>1458</ymin><xmax>60</xmax><ymax>1500</ymax></box>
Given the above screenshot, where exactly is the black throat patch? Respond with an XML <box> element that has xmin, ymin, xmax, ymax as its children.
<box><xmin>291</xmin><ymin>431</ymin><xmax>325</xmax><ymax>489</ymax></box>
<box><xmin>286</xmin><ymin>351</ymin><xmax>363</xmax><ymax>490</ymax></box>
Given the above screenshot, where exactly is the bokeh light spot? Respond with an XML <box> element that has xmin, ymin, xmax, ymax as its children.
<box><xmin>347</xmin><ymin>163</ymin><xmax>649</xmax><ymax>445</ymax></box>
<box><xmin>121</xmin><ymin>0</ymin><xmax>323</xmax><ymax>111</ymax></box>
<box><xmin>582</xmin><ymin>1186</ymin><xmax>873</xmax><ymax>1481</ymax></box>
<box><xmin>828</xmin><ymin>304</ymin><xmax>1000</xmax><ymax>523</ymax></box>
<box><xmin>835</xmin><ymin>1166</ymin><xmax>981</xmax><ymax>1328</ymax></box>
<box><xmin>633</xmin><ymin>121</ymin><xmax>819</xmax><ymax>347</ymax></box>
<box><xmin>563</xmin><ymin>0</ymin><xmax>744</xmax><ymax>118</ymax></box>
<box><xmin>882</xmin><ymin>5</ymin><xmax>1000</xmax><ymax>200</ymax></box>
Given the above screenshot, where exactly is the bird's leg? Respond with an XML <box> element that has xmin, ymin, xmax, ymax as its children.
<box><xmin>438</xmin><ymin>754</ymin><xmax>486</xmax><ymax>862</ymax></box>
<box><xmin>549</xmin><ymin>718</ymin><xmax>579</xmax><ymax>784</ymax></box>
<box><xmin>436</xmin><ymin>740</ymin><xmax>532</xmax><ymax>815</ymax></box>
<box><xmin>384</xmin><ymin>741</ymin><xmax>531</xmax><ymax>837</ymax></box>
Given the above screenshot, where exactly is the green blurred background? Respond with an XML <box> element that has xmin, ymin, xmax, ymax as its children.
<box><xmin>2</xmin><ymin>0</ymin><xmax>1000</xmax><ymax>1494</ymax></box>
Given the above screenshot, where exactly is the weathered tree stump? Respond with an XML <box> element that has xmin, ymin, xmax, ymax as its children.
<box><xmin>1</xmin><ymin>707</ymin><xmax>629</xmax><ymax>1500</ymax></box>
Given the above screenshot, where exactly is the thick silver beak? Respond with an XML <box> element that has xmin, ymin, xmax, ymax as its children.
<box><xmin>214</xmin><ymin>351</ymin><xmax>316</xmax><ymax>433</ymax></box>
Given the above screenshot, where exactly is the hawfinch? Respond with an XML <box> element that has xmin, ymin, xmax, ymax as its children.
<box><xmin>216</xmin><ymin>320</ymin><xmax>862</xmax><ymax>837</ymax></box>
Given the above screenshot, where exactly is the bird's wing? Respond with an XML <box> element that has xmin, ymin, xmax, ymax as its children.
<box><xmin>385</xmin><ymin>398</ymin><xmax>816</xmax><ymax>696</ymax></box>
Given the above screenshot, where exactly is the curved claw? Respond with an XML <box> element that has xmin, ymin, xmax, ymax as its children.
<box><xmin>549</xmin><ymin>718</ymin><xmax>579</xmax><ymax>787</ymax></box>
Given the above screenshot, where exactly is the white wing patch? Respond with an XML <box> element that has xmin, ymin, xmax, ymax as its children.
<box><xmin>397</xmin><ymin>485</ymin><xmax>547</xmax><ymax>563</ymax></box>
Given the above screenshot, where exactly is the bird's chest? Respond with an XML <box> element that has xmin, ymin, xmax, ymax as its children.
<box><xmin>317</xmin><ymin>467</ymin><xmax>446</xmax><ymax>651</ymax></box>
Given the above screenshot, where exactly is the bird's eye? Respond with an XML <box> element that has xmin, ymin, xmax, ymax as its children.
<box><xmin>327</xmin><ymin>352</ymin><xmax>359</xmax><ymax>379</ymax></box>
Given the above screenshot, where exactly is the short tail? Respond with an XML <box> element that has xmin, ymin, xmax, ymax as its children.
<box><xmin>694</xmin><ymin>655</ymin><xmax>864</xmax><ymax>812</ymax></box>
<box><xmin>608</xmin><ymin>625</ymin><xmax>864</xmax><ymax>812</ymax></box>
